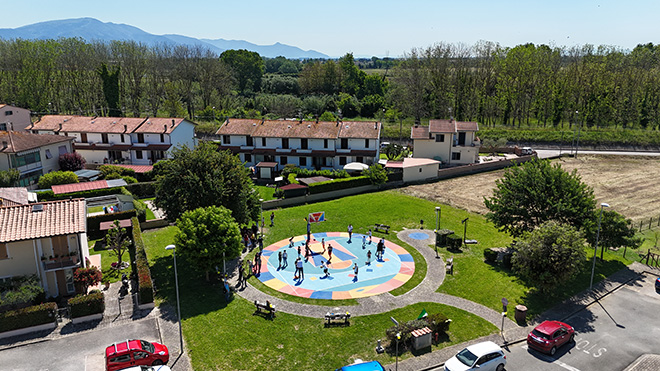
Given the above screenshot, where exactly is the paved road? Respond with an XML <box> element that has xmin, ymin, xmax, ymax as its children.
<box><xmin>502</xmin><ymin>273</ymin><xmax>660</xmax><ymax>371</ymax></box>
<box><xmin>535</xmin><ymin>149</ymin><xmax>660</xmax><ymax>159</ymax></box>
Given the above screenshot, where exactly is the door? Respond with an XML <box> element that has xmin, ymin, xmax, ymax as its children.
<box><xmin>52</xmin><ymin>235</ymin><xmax>69</xmax><ymax>258</ymax></box>
<box><xmin>55</xmin><ymin>270</ymin><xmax>68</xmax><ymax>296</ymax></box>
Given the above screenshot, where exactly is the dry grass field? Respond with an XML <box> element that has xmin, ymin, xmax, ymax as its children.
<box><xmin>397</xmin><ymin>155</ymin><xmax>660</xmax><ymax>222</ymax></box>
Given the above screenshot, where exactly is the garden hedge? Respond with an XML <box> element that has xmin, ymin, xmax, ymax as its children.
<box><xmin>124</xmin><ymin>182</ymin><xmax>156</xmax><ymax>198</ymax></box>
<box><xmin>131</xmin><ymin>217</ymin><xmax>154</xmax><ymax>305</ymax></box>
<box><xmin>68</xmin><ymin>290</ymin><xmax>105</xmax><ymax>318</ymax></box>
<box><xmin>0</xmin><ymin>302</ymin><xmax>57</xmax><ymax>332</ymax></box>
<box><xmin>308</xmin><ymin>176</ymin><xmax>371</xmax><ymax>194</ymax></box>
<box><xmin>87</xmin><ymin>210</ymin><xmax>137</xmax><ymax>239</ymax></box>
<box><xmin>36</xmin><ymin>186</ymin><xmax>127</xmax><ymax>201</ymax></box>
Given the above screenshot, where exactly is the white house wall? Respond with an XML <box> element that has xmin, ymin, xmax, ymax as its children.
<box><xmin>0</xmin><ymin>240</ymin><xmax>39</xmax><ymax>278</ymax></box>
<box><xmin>0</xmin><ymin>106</ymin><xmax>32</xmax><ymax>132</ymax></box>
<box><xmin>413</xmin><ymin>140</ymin><xmax>451</xmax><ymax>163</ymax></box>
<box><xmin>41</xmin><ymin>141</ymin><xmax>72</xmax><ymax>174</ymax></box>
<box><xmin>403</xmin><ymin>163</ymin><xmax>439</xmax><ymax>183</ymax></box>
<box><xmin>169</xmin><ymin>120</ymin><xmax>197</xmax><ymax>151</ymax></box>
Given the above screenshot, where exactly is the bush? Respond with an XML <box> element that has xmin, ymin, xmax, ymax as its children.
<box><xmin>99</xmin><ymin>165</ymin><xmax>136</xmax><ymax>179</ymax></box>
<box><xmin>38</xmin><ymin>171</ymin><xmax>79</xmax><ymax>189</ymax></box>
<box><xmin>132</xmin><ymin>217</ymin><xmax>154</xmax><ymax>304</ymax></box>
<box><xmin>307</xmin><ymin>176</ymin><xmax>371</xmax><ymax>194</ymax></box>
<box><xmin>124</xmin><ymin>182</ymin><xmax>155</xmax><ymax>198</ymax></box>
<box><xmin>287</xmin><ymin>173</ymin><xmax>299</xmax><ymax>185</ymax></box>
<box><xmin>446</xmin><ymin>234</ymin><xmax>463</xmax><ymax>249</ymax></box>
<box><xmin>133</xmin><ymin>198</ymin><xmax>147</xmax><ymax>222</ymax></box>
<box><xmin>0</xmin><ymin>275</ymin><xmax>45</xmax><ymax>311</ymax></box>
<box><xmin>121</xmin><ymin>176</ymin><xmax>138</xmax><ymax>184</ymax></box>
<box><xmin>385</xmin><ymin>318</ymin><xmax>429</xmax><ymax>346</ymax></box>
<box><xmin>427</xmin><ymin>312</ymin><xmax>451</xmax><ymax>334</ymax></box>
<box><xmin>0</xmin><ymin>302</ymin><xmax>57</xmax><ymax>332</ymax></box>
<box><xmin>484</xmin><ymin>248</ymin><xmax>498</xmax><ymax>263</ymax></box>
<box><xmin>59</xmin><ymin>152</ymin><xmax>86</xmax><ymax>171</ymax></box>
<box><xmin>68</xmin><ymin>290</ymin><xmax>105</xmax><ymax>318</ymax></box>
<box><xmin>273</xmin><ymin>188</ymin><xmax>284</xmax><ymax>199</ymax></box>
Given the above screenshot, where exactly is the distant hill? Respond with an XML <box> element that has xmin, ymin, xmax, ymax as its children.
<box><xmin>0</xmin><ymin>17</ymin><xmax>329</xmax><ymax>59</ymax></box>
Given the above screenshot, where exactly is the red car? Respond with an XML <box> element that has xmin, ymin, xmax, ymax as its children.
<box><xmin>105</xmin><ymin>339</ymin><xmax>169</xmax><ymax>371</ymax></box>
<box><xmin>527</xmin><ymin>320</ymin><xmax>575</xmax><ymax>356</ymax></box>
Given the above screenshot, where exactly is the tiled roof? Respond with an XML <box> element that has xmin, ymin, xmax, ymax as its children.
<box><xmin>0</xmin><ymin>187</ymin><xmax>30</xmax><ymax>206</ymax></box>
<box><xmin>31</xmin><ymin>115</ymin><xmax>190</xmax><ymax>134</ymax></box>
<box><xmin>403</xmin><ymin>157</ymin><xmax>440</xmax><ymax>167</ymax></box>
<box><xmin>216</xmin><ymin>118</ymin><xmax>262</xmax><ymax>136</ymax></box>
<box><xmin>51</xmin><ymin>179</ymin><xmax>127</xmax><ymax>195</ymax></box>
<box><xmin>252</xmin><ymin>120</ymin><xmax>341</xmax><ymax>139</ymax></box>
<box><xmin>411</xmin><ymin>126</ymin><xmax>430</xmax><ymax>139</ymax></box>
<box><xmin>456</xmin><ymin>121</ymin><xmax>479</xmax><ymax>131</ymax></box>
<box><xmin>134</xmin><ymin>118</ymin><xmax>188</xmax><ymax>134</ymax></box>
<box><xmin>337</xmin><ymin>121</ymin><xmax>380</xmax><ymax>139</ymax></box>
<box><xmin>0</xmin><ymin>131</ymin><xmax>72</xmax><ymax>153</ymax></box>
<box><xmin>255</xmin><ymin>162</ymin><xmax>278</xmax><ymax>168</ymax></box>
<box><xmin>0</xmin><ymin>198</ymin><xmax>86</xmax><ymax>243</ymax></box>
<box><xmin>114</xmin><ymin>164</ymin><xmax>154</xmax><ymax>173</ymax></box>
<box><xmin>279</xmin><ymin>183</ymin><xmax>308</xmax><ymax>190</ymax></box>
<box><xmin>429</xmin><ymin>119</ymin><xmax>456</xmax><ymax>133</ymax></box>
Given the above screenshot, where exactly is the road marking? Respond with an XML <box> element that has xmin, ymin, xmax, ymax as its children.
<box><xmin>521</xmin><ymin>344</ymin><xmax>582</xmax><ymax>371</ymax></box>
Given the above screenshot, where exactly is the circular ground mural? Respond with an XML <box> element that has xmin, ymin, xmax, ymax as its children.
<box><xmin>255</xmin><ymin>232</ymin><xmax>415</xmax><ymax>299</ymax></box>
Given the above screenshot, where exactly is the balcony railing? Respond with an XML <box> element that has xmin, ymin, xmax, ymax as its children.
<box><xmin>42</xmin><ymin>256</ymin><xmax>80</xmax><ymax>271</ymax></box>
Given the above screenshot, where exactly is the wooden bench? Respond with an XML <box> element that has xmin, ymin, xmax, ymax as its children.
<box><xmin>445</xmin><ymin>257</ymin><xmax>454</xmax><ymax>275</ymax></box>
<box><xmin>253</xmin><ymin>300</ymin><xmax>276</xmax><ymax>319</ymax></box>
<box><xmin>374</xmin><ymin>223</ymin><xmax>390</xmax><ymax>234</ymax></box>
<box><xmin>324</xmin><ymin>311</ymin><xmax>351</xmax><ymax>326</ymax></box>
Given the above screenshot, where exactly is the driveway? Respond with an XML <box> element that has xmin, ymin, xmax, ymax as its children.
<box><xmin>502</xmin><ymin>273</ymin><xmax>660</xmax><ymax>371</ymax></box>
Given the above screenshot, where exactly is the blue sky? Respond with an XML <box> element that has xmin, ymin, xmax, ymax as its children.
<box><xmin>4</xmin><ymin>0</ymin><xmax>660</xmax><ymax>57</ymax></box>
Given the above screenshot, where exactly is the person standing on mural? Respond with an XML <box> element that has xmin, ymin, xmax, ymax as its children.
<box><xmin>348</xmin><ymin>224</ymin><xmax>353</xmax><ymax>243</ymax></box>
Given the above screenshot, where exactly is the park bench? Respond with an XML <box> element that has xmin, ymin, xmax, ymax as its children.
<box><xmin>324</xmin><ymin>311</ymin><xmax>351</xmax><ymax>327</ymax></box>
<box><xmin>374</xmin><ymin>223</ymin><xmax>390</xmax><ymax>234</ymax></box>
<box><xmin>445</xmin><ymin>257</ymin><xmax>454</xmax><ymax>275</ymax></box>
<box><xmin>253</xmin><ymin>300</ymin><xmax>276</xmax><ymax>319</ymax></box>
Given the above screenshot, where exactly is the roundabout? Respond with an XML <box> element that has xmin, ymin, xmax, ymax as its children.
<box><xmin>255</xmin><ymin>232</ymin><xmax>415</xmax><ymax>299</ymax></box>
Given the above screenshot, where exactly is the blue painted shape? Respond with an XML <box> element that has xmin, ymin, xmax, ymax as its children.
<box><xmin>310</xmin><ymin>291</ymin><xmax>333</xmax><ymax>300</ymax></box>
<box><xmin>258</xmin><ymin>271</ymin><xmax>275</xmax><ymax>281</ymax></box>
<box><xmin>313</xmin><ymin>232</ymin><xmax>328</xmax><ymax>238</ymax></box>
<box><xmin>332</xmin><ymin>248</ymin><xmax>357</xmax><ymax>261</ymax></box>
<box><xmin>262</xmin><ymin>250</ymin><xmax>274</xmax><ymax>256</ymax></box>
<box><xmin>409</xmin><ymin>232</ymin><xmax>430</xmax><ymax>240</ymax></box>
<box><xmin>399</xmin><ymin>254</ymin><xmax>414</xmax><ymax>262</ymax></box>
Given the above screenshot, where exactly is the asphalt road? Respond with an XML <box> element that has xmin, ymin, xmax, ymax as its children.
<box><xmin>502</xmin><ymin>273</ymin><xmax>660</xmax><ymax>371</ymax></box>
<box><xmin>0</xmin><ymin>318</ymin><xmax>160</xmax><ymax>371</ymax></box>
<box><xmin>535</xmin><ymin>149</ymin><xmax>660</xmax><ymax>159</ymax></box>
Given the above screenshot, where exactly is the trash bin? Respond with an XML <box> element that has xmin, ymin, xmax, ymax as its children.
<box><xmin>514</xmin><ymin>305</ymin><xmax>527</xmax><ymax>323</ymax></box>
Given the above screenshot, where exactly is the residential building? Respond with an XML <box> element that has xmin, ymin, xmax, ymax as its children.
<box><xmin>0</xmin><ymin>104</ymin><xmax>32</xmax><ymax>132</ymax></box>
<box><xmin>0</xmin><ymin>131</ymin><xmax>74</xmax><ymax>188</ymax></box>
<box><xmin>215</xmin><ymin>119</ymin><xmax>381</xmax><ymax>171</ymax></box>
<box><xmin>0</xmin><ymin>198</ymin><xmax>90</xmax><ymax>297</ymax></box>
<box><xmin>411</xmin><ymin>119</ymin><xmax>480</xmax><ymax>166</ymax></box>
<box><xmin>0</xmin><ymin>187</ymin><xmax>37</xmax><ymax>207</ymax></box>
<box><xmin>385</xmin><ymin>158</ymin><xmax>441</xmax><ymax>183</ymax></box>
<box><xmin>29</xmin><ymin>115</ymin><xmax>197</xmax><ymax>166</ymax></box>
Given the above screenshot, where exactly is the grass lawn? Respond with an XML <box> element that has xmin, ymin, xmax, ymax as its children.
<box><xmin>88</xmin><ymin>238</ymin><xmax>133</xmax><ymax>283</ymax></box>
<box><xmin>256</xmin><ymin>185</ymin><xmax>276</xmax><ymax>201</ymax></box>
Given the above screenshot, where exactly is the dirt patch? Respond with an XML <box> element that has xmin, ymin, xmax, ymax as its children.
<box><xmin>397</xmin><ymin>155</ymin><xmax>660</xmax><ymax>222</ymax></box>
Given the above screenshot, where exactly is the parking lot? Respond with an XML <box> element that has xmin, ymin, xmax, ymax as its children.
<box><xmin>503</xmin><ymin>273</ymin><xmax>660</xmax><ymax>371</ymax></box>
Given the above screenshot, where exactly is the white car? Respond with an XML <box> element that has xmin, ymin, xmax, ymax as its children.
<box><xmin>117</xmin><ymin>366</ymin><xmax>171</xmax><ymax>371</ymax></box>
<box><xmin>444</xmin><ymin>341</ymin><xmax>506</xmax><ymax>371</ymax></box>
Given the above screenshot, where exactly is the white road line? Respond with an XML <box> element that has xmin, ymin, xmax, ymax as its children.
<box><xmin>521</xmin><ymin>344</ymin><xmax>582</xmax><ymax>371</ymax></box>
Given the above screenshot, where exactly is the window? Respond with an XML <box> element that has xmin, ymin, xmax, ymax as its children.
<box><xmin>223</xmin><ymin>135</ymin><xmax>230</xmax><ymax>144</ymax></box>
<box><xmin>10</xmin><ymin>151</ymin><xmax>41</xmax><ymax>167</ymax></box>
<box><xmin>246</xmin><ymin>136</ymin><xmax>253</xmax><ymax>146</ymax></box>
<box><xmin>137</xmin><ymin>133</ymin><xmax>145</xmax><ymax>143</ymax></box>
<box><xmin>0</xmin><ymin>243</ymin><xmax>8</xmax><ymax>260</ymax></box>
<box><xmin>101</xmin><ymin>133</ymin><xmax>109</xmax><ymax>144</ymax></box>
<box><xmin>356</xmin><ymin>156</ymin><xmax>363</xmax><ymax>163</ymax></box>
<box><xmin>17</xmin><ymin>169</ymin><xmax>42</xmax><ymax>187</ymax></box>
<box><xmin>58</xmin><ymin>145</ymin><xmax>68</xmax><ymax>155</ymax></box>
<box><xmin>339</xmin><ymin>157</ymin><xmax>347</xmax><ymax>166</ymax></box>
<box><xmin>80</xmin><ymin>133</ymin><xmax>88</xmax><ymax>143</ymax></box>
<box><xmin>160</xmin><ymin>133</ymin><xmax>165</xmax><ymax>143</ymax></box>
<box><xmin>136</xmin><ymin>151</ymin><xmax>143</xmax><ymax>159</ymax></box>
<box><xmin>133</xmin><ymin>352</ymin><xmax>149</xmax><ymax>360</ymax></box>
<box><xmin>280</xmin><ymin>156</ymin><xmax>287</xmax><ymax>165</ymax></box>
<box><xmin>120</xmin><ymin>134</ymin><xmax>125</xmax><ymax>143</ymax></box>
<box><xmin>45</xmin><ymin>149</ymin><xmax>52</xmax><ymax>159</ymax></box>
<box><xmin>435</xmin><ymin>134</ymin><xmax>445</xmax><ymax>142</ymax></box>
<box><xmin>341</xmin><ymin>138</ymin><xmax>348</xmax><ymax>149</ymax></box>
<box><xmin>299</xmin><ymin>157</ymin><xmax>306</xmax><ymax>166</ymax></box>
<box><xmin>110</xmin><ymin>355</ymin><xmax>131</xmax><ymax>363</ymax></box>
<box><xmin>324</xmin><ymin>139</ymin><xmax>328</xmax><ymax>148</ymax></box>
<box><xmin>0</xmin><ymin>123</ymin><xmax>6</xmax><ymax>131</ymax></box>
<box><xmin>301</xmin><ymin>138</ymin><xmax>308</xmax><ymax>149</ymax></box>
<box><xmin>65</xmin><ymin>269</ymin><xmax>75</xmax><ymax>293</ymax></box>
<box><xmin>458</xmin><ymin>132</ymin><xmax>466</xmax><ymax>146</ymax></box>
<box><xmin>281</xmin><ymin>138</ymin><xmax>289</xmax><ymax>149</ymax></box>
<box><xmin>4</xmin><ymin>110</ymin><xmax>13</xmax><ymax>116</ymax></box>
<box><xmin>451</xmin><ymin>152</ymin><xmax>461</xmax><ymax>161</ymax></box>
<box><xmin>262</xmin><ymin>138</ymin><xmax>266</xmax><ymax>147</ymax></box>
<box><xmin>365</xmin><ymin>139</ymin><xmax>370</xmax><ymax>148</ymax></box>
<box><xmin>245</xmin><ymin>154</ymin><xmax>252</xmax><ymax>162</ymax></box>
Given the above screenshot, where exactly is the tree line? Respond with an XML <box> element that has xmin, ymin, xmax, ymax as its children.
<box><xmin>1</xmin><ymin>38</ymin><xmax>659</xmax><ymax>132</ymax></box>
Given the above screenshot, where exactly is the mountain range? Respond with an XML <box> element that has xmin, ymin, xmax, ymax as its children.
<box><xmin>0</xmin><ymin>18</ymin><xmax>330</xmax><ymax>59</ymax></box>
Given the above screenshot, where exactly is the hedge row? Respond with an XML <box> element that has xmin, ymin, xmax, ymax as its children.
<box><xmin>308</xmin><ymin>176</ymin><xmax>372</xmax><ymax>194</ymax></box>
<box><xmin>36</xmin><ymin>186</ymin><xmax>127</xmax><ymax>201</ymax></box>
<box><xmin>124</xmin><ymin>182</ymin><xmax>156</xmax><ymax>198</ymax></box>
<box><xmin>132</xmin><ymin>217</ymin><xmax>154</xmax><ymax>305</ymax></box>
<box><xmin>0</xmin><ymin>302</ymin><xmax>57</xmax><ymax>333</ymax></box>
<box><xmin>87</xmin><ymin>210</ymin><xmax>137</xmax><ymax>239</ymax></box>
<box><xmin>68</xmin><ymin>290</ymin><xmax>105</xmax><ymax>318</ymax></box>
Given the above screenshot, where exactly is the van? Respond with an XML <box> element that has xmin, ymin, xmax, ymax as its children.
<box><xmin>336</xmin><ymin>360</ymin><xmax>386</xmax><ymax>371</ymax></box>
<box><xmin>520</xmin><ymin>147</ymin><xmax>533</xmax><ymax>155</ymax></box>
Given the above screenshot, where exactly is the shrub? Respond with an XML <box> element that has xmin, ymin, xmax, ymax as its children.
<box><xmin>121</xmin><ymin>176</ymin><xmax>138</xmax><ymax>184</ymax></box>
<box><xmin>38</xmin><ymin>171</ymin><xmax>79</xmax><ymax>189</ymax></box>
<box><xmin>73</xmin><ymin>266</ymin><xmax>103</xmax><ymax>294</ymax></box>
<box><xmin>363</xmin><ymin>164</ymin><xmax>388</xmax><ymax>185</ymax></box>
<box><xmin>68</xmin><ymin>290</ymin><xmax>104</xmax><ymax>318</ymax></box>
<box><xmin>133</xmin><ymin>198</ymin><xmax>147</xmax><ymax>222</ymax></box>
<box><xmin>385</xmin><ymin>318</ymin><xmax>429</xmax><ymax>346</ymax></box>
<box><xmin>484</xmin><ymin>248</ymin><xmax>498</xmax><ymax>263</ymax></box>
<box><xmin>132</xmin><ymin>217</ymin><xmax>154</xmax><ymax>304</ymax></box>
<box><xmin>0</xmin><ymin>275</ymin><xmax>45</xmax><ymax>310</ymax></box>
<box><xmin>273</xmin><ymin>188</ymin><xmax>284</xmax><ymax>199</ymax></box>
<box><xmin>446</xmin><ymin>234</ymin><xmax>463</xmax><ymax>249</ymax></box>
<box><xmin>427</xmin><ymin>312</ymin><xmax>451</xmax><ymax>334</ymax></box>
<box><xmin>99</xmin><ymin>165</ymin><xmax>136</xmax><ymax>179</ymax></box>
<box><xmin>59</xmin><ymin>152</ymin><xmax>86</xmax><ymax>171</ymax></box>
<box><xmin>0</xmin><ymin>302</ymin><xmax>57</xmax><ymax>332</ymax></box>
<box><xmin>287</xmin><ymin>173</ymin><xmax>299</xmax><ymax>185</ymax></box>
<box><xmin>307</xmin><ymin>176</ymin><xmax>371</xmax><ymax>194</ymax></box>
<box><xmin>124</xmin><ymin>182</ymin><xmax>155</xmax><ymax>198</ymax></box>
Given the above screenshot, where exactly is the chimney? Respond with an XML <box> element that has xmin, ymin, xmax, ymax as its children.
<box><xmin>123</xmin><ymin>124</ymin><xmax>127</xmax><ymax>133</ymax></box>
<box><xmin>58</xmin><ymin>123</ymin><xmax>63</xmax><ymax>131</ymax></box>
<box><xmin>261</xmin><ymin>118</ymin><xmax>265</xmax><ymax>125</ymax></box>
<box><xmin>171</xmin><ymin>119</ymin><xmax>175</xmax><ymax>128</ymax></box>
<box><xmin>164</xmin><ymin>124</ymin><xmax>168</xmax><ymax>132</ymax></box>
<box><xmin>2</xmin><ymin>141</ymin><xmax>7</xmax><ymax>149</ymax></box>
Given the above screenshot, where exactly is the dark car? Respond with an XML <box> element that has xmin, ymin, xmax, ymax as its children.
<box><xmin>527</xmin><ymin>320</ymin><xmax>575</xmax><ymax>356</ymax></box>
<box><xmin>655</xmin><ymin>277</ymin><xmax>660</xmax><ymax>291</ymax></box>
<box><xmin>105</xmin><ymin>339</ymin><xmax>169</xmax><ymax>371</ymax></box>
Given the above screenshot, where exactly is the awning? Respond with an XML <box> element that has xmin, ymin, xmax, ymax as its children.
<box><xmin>343</xmin><ymin>162</ymin><xmax>369</xmax><ymax>171</ymax></box>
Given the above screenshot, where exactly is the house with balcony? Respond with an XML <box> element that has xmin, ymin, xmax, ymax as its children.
<box><xmin>411</xmin><ymin>119</ymin><xmax>480</xmax><ymax>166</ymax></box>
<box><xmin>29</xmin><ymin>115</ymin><xmax>197</xmax><ymax>166</ymax></box>
<box><xmin>215</xmin><ymin>118</ymin><xmax>381</xmax><ymax>171</ymax></box>
<box><xmin>0</xmin><ymin>198</ymin><xmax>90</xmax><ymax>297</ymax></box>
<box><xmin>0</xmin><ymin>104</ymin><xmax>32</xmax><ymax>132</ymax></box>
<box><xmin>0</xmin><ymin>130</ymin><xmax>75</xmax><ymax>188</ymax></box>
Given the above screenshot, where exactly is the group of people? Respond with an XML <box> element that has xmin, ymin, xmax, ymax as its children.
<box><xmin>242</xmin><ymin>225</ymin><xmax>262</xmax><ymax>252</ymax></box>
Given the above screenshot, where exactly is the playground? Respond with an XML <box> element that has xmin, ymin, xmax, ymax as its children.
<box><xmin>256</xmin><ymin>232</ymin><xmax>415</xmax><ymax>299</ymax></box>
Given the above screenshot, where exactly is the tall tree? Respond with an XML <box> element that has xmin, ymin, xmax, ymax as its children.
<box><xmin>0</xmin><ymin>169</ymin><xmax>19</xmax><ymax>187</ymax></box>
<box><xmin>484</xmin><ymin>158</ymin><xmax>596</xmax><ymax>237</ymax></box>
<box><xmin>220</xmin><ymin>49</ymin><xmax>265</xmax><ymax>94</ymax></box>
<box><xmin>97</xmin><ymin>63</ymin><xmax>121</xmax><ymax>116</ymax></box>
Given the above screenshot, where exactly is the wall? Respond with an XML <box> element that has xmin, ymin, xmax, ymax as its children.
<box><xmin>41</xmin><ymin>141</ymin><xmax>73</xmax><ymax>173</ymax></box>
<box><xmin>140</xmin><ymin>218</ymin><xmax>169</xmax><ymax>230</ymax></box>
<box><xmin>0</xmin><ymin>240</ymin><xmax>39</xmax><ymax>278</ymax></box>
<box><xmin>0</xmin><ymin>106</ymin><xmax>31</xmax><ymax>132</ymax></box>
<box><xmin>436</xmin><ymin>155</ymin><xmax>536</xmax><ymax>180</ymax></box>
<box><xmin>403</xmin><ymin>163</ymin><xmax>439</xmax><ymax>183</ymax></box>
<box><xmin>77</xmin><ymin>149</ymin><xmax>108</xmax><ymax>165</ymax></box>
<box><xmin>413</xmin><ymin>139</ymin><xmax>450</xmax><ymax>162</ymax></box>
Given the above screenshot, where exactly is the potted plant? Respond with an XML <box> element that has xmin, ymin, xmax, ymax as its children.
<box><xmin>40</xmin><ymin>255</ymin><xmax>47</xmax><ymax>261</ymax></box>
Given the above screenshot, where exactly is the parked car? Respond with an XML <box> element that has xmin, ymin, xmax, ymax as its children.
<box><xmin>655</xmin><ymin>277</ymin><xmax>660</xmax><ymax>291</ymax></box>
<box><xmin>336</xmin><ymin>360</ymin><xmax>385</xmax><ymax>371</ymax></box>
<box><xmin>116</xmin><ymin>366</ymin><xmax>171</xmax><ymax>371</ymax></box>
<box><xmin>527</xmin><ymin>320</ymin><xmax>575</xmax><ymax>355</ymax></box>
<box><xmin>105</xmin><ymin>339</ymin><xmax>169</xmax><ymax>371</ymax></box>
<box><xmin>444</xmin><ymin>341</ymin><xmax>506</xmax><ymax>371</ymax></box>
<box><xmin>520</xmin><ymin>147</ymin><xmax>534</xmax><ymax>155</ymax></box>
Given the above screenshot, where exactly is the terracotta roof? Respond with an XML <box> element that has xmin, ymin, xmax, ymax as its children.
<box><xmin>337</xmin><ymin>121</ymin><xmax>380</xmax><ymax>139</ymax></box>
<box><xmin>0</xmin><ymin>131</ymin><xmax>72</xmax><ymax>153</ymax></box>
<box><xmin>0</xmin><ymin>198</ymin><xmax>86</xmax><ymax>243</ymax></box>
<box><xmin>403</xmin><ymin>158</ymin><xmax>440</xmax><ymax>167</ymax></box>
<box><xmin>252</xmin><ymin>120</ymin><xmax>341</xmax><ymax>139</ymax></box>
<box><xmin>216</xmin><ymin>118</ymin><xmax>262</xmax><ymax>136</ymax></box>
<box><xmin>429</xmin><ymin>119</ymin><xmax>457</xmax><ymax>133</ymax></box>
<box><xmin>0</xmin><ymin>187</ymin><xmax>30</xmax><ymax>206</ymax></box>
<box><xmin>31</xmin><ymin>115</ymin><xmax>191</xmax><ymax>134</ymax></box>
<box><xmin>298</xmin><ymin>176</ymin><xmax>332</xmax><ymax>185</ymax></box>
<box><xmin>51</xmin><ymin>179</ymin><xmax>127</xmax><ymax>195</ymax></box>
<box><xmin>411</xmin><ymin>126</ymin><xmax>430</xmax><ymax>140</ymax></box>
<box><xmin>255</xmin><ymin>162</ymin><xmax>278</xmax><ymax>168</ymax></box>
<box><xmin>279</xmin><ymin>184</ymin><xmax>308</xmax><ymax>190</ymax></box>
<box><xmin>384</xmin><ymin>161</ymin><xmax>404</xmax><ymax>169</ymax></box>
<box><xmin>134</xmin><ymin>118</ymin><xmax>188</xmax><ymax>134</ymax></box>
<box><xmin>114</xmin><ymin>164</ymin><xmax>154</xmax><ymax>173</ymax></box>
<box><xmin>456</xmin><ymin>121</ymin><xmax>479</xmax><ymax>131</ymax></box>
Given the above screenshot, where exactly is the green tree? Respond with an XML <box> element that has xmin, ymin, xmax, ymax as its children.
<box><xmin>512</xmin><ymin>220</ymin><xmax>587</xmax><ymax>293</ymax></box>
<box><xmin>154</xmin><ymin>142</ymin><xmax>260</xmax><ymax>224</ymax></box>
<box><xmin>73</xmin><ymin>266</ymin><xmax>103</xmax><ymax>294</ymax></box>
<box><xmin>97</xmin><ymin>63</ymin><xmax>121</xmax><ymax>116</ymax></box>
<box><xmin>363</xmin><ymin>164</ymin><xmax>388</xmax><ymax>185</ymax></box>
<box><xmin>220</xmin><ymin>49</ymin><xmax>265</xmax><ymax>94</ymax></box>
<box><xmin>37</xmin><ymin>171</ymin><xmax>79</xmax><ymax>189</ymax></box>
<box><xmin>174</xmin><ymin>205</ymin><xmax>242</xmax><ymax>281</ymax></box>
<box><xmin>584</xmin><ymin>210</ymin><xmax>643</xmax><ymax>259</ymax></box>
<box><xmin>0</xmin><ymin>169</ymin><xmax>19</xmax><ymax>187</ymax></box>
<box><xmin>104</xmin><ymin>220</ymin><xmax>131</xmax><ymax>267</ymax></box>
<box><xmin>484</xmin><ymin>158</ymin><xmax>596</xmax><ymax>237</ymax></box>
<box><xmin>383</xmin><ymin>143</ymin><xmax>404</xmax><ymax>160</ymax></box>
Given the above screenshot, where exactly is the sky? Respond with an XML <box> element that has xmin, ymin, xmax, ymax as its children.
<box><xmin>3</xmin><ymin>0</ymin><xmax>660</xmax><ymax>57</ymax></box>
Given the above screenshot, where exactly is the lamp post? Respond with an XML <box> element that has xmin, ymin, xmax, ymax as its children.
<box><xmin>259</xmin><ymin>198</ymin><xmax>264</xmax><ymax>238</ymax></box>
<box><xmin>435</xmin><ymin>207</ymin><xmax>441</xmax><ymax>258</ymax></box>
<box><xmin>461</xmin><ymin>218</ymin><xmax>469</xmax><ymax>246</ymax></box>
<box><xmin>590</xmin><ymin>203</ymin><xmax>609</xmax><ymax>290</ymax></box>
<box><xmin>165</xmin><ymin>244</ymin><xmax>183</xmax><ymax>353</ymax></box>
<box><xmin>390</xmin><ymin>316</ymin><xmax>400</xmax><ymax>371</ymax></box>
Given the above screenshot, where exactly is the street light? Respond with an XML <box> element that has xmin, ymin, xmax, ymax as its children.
<box><xmin>390</xmin><ymin>316</ymin><xmax>400</xmax><ymax>371</ymax></box>
<box><xmin>435</xmin><ymin>207</ymin><xmax>441</xmax><ymax>258</ymax></box>
<box><xmin>461</xmin><ymin>218</ymin><xmax>469</xmax><ymax>246</ymax></box>
<box><xmin>165</xmin><ymin>244</ymin><xmax>183</xmax><ymax>353</ymax></box>
<box><xmin>259</xmin><ymin>198</ymin><xmax>264</xmax><ymax>238</ymax></box>
<box><xmin>590</xmin><ymin>203</ymin><xmax>609</xmax><ymax>290</ymax></box>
